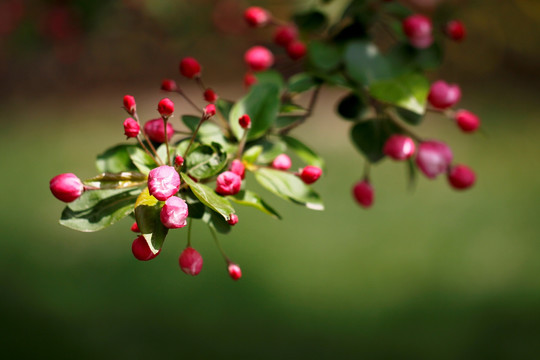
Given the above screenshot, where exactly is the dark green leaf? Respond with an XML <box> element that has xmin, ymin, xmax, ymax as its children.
<box><xmin>251</xmin><ymin>139</ymin><xmax>287</xmax><ymax>164</ymax></box>
<box><xmin>185</xmin><ymin>143</ymin><xmax>227</xmax><ymax>179</ymax></box>
<box><xmin>280</xmin><ymin>103</ymin><xmax>305</xmax><ymax>113</ymax></box>
<box><xmin>229</xmin><ymin>83</ymin><xmax>281</xmax><ymax>141</ymax></box>
<box><xmin>255</xmin><ymin>70</ymin><xmax>284</xmax><ymax>89</ymax></box>
<box><xmin>182</xmin><ymin>115</ymin><xmax>200</xmax><ymax>132</ymax></box>
<box><xmin>242</xmin><ymin>145</ymin><xmax>263</xmax><ymax>164</ymax></box>
<box><xmin>202</xmin><ymin>209</ymin><xmax>231</xmax><ymax>234</ymax></box>
<box><xmin>396</xmin><ymin>107</ymin><xmax>424</xmax><ymax>126</ymax></box>
<box><xmin>282</xmin><ymin>136</ymin><xmax>325</xmax><ymax>169</ymax></box>
<box><xmin>344</xmin><ymin>41</ymin><xmax>392</xmax><ymax>85</ymax></box>
<box><xmin>255</xmin><ymin>168</ymin><xmax>324</xmax><ymax>210</ymax></box>
<box><xmin>308</xmin><ymin>41</ymin><xmax>343</xmax><ymax>72</ymax></box>
<box><xmin>350</xmin><ymin>118</ymin><xmax>401</xmax><ymax>163</ymax></box>
<box><xmin>60</xmin><ymin>187</ymin><xmax>142</xmax><ymax>232</ymax></box>
<box><xmin>388</xmin><ymin>43</ymin><xmax>443</xmax><ymax>71</ymax></box>
<box><xmin>184</xmin><ymin>191</ymin><xmax>206</xmax><ymax>219</ymax></box>
<box><xmin>229</xmin><ymin>190</ymin><xmax>281</xmax><ymax>219</ymax></box>
<box><xmin>216</xmin><ymin>99</ymin><xmax>234</xmax><ymax>121</ymax></box>
<box><xmin>96</xmin><ymin>144</ymin><xmax>138</xmax><ymax>173</ymax></box>
<box><xmin>333</xmin><ymin>22</ymin><xmax>369</xmax><ymax>43</ymax></box>
<box><xmin>293</xmin><ymin>10</ymin><xmax>327</xmax><ymax>32</ymax></box>
<box><xmin>288</xmin><ymin>73</ymin><xmax>319</xmax><ymax>93</ymax></box>
<box><xmin>180</xmin><ymin>173</ymin><xmax>235</xmax><ymax>221</ymax></box>
<box><xmin>134</xmin><ymin>189</ymin><xmax>168</xmax><ymax>253</ymax></box>
<box><xmin>336</xmin><ymin>92</ymin><xmax>368</xmax><ymax>120</ymax></box>
<box><xmin>84</xmin><ymin>172</ymin><xmax>147</xmax><ymax>190</ymax></box>
<box><xmin>275</xmin><ymin>115</ymin><xmax>303</xmax><ymax>128</ymax></box>
<box><xmin>369</xmin><ymin>73</ymin><xmax>429</xmax><ymax>114</ymax></box>
<box><xmin>127</xmin><ymin>146</ymin><xmax>156</xmax><ymax>175</ymax></box>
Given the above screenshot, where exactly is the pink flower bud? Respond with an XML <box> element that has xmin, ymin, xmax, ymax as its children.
<box><xmin>448</xmin><ymin>164</ymin><xmax>476</xmax><ymax>190</ymax></box>
<box><xmin>161</xmin><ymin>79</ymin><xmax>178</xmax><ymax>92</ymax></box>
<box><xmin>383</xmin><ymin>135</ymin><xmax>416</xmax><ymax>160</ymax></box>
<box><xmin>228</xmin><ymin>263</ymin><xmax>242</xmax><ymax>280</ymax></box>
<box><xmin>244</xmin><ymin>72</ymin><xmax>257</xmax><ymax>88</ymax></box>
<box><xmin>50</xmin><ymin>173</ymin><xmax>84</xmax><ymax>203</ymax></box>
<box><xmin>286</xmin><ymin>41</ymin><xmax>307</xmax><ymax>60</ymax></box>
<box><xmin>352</xmin><ymin>180</ymin><xmax>374</xmax><ymax>208</ymax></box>
<box><xmin>132</xmin><ymin>235</ymin><xmax>160</xmax><ymax>261</ymax></box>
<box><xmin>131</xmin><ymin>222</ymin><xmax>140</xmax><ymax>233</ymax></box>
<box><xmin>228</xmin><ymin>214</ymin><xmax>238</xmax><ymax>225</ymax></box>
<box><xmin>244</xmin><ymin>6</ymin><xmax>270</xmax><ymax>27</ymax></box>
<box><xmin>203</xmin><ymin>88</ymin><xmax>218</xmax><ymax>103</ymax></box>
<box><xmin>148</xmin><ymin>165</ymin><xmax>181</xmax><ymax>201</ymax></box>
<box><xmin>123</xmin><ymin>117</ymin><xmax>140</xmax><ymax>138</ymax></box>
<box><xmin>230</xmin><ymin>159</ymin><xmax>245</xmax><ymax>179</ymax></box>
<box><xmin>445</xmin><ymin>20</ymin><xmax>466</xmax><ymax>42</ymax></box>
<box><xmin>455</xmin><ymin>110</ymin><xmax>480</xmax><ymax>133</ymax></box>
<box><xmin>216</xmin><ymin>171</ymin><xmax>242</xmax><ymax>196</ymax></box>
<box><xmin>123</xmin><ymin>95</ymin><xmax>136</xmax><ymax>114</ymax></box>
<box><xmin>160</xmin><ymin>196</ymin><xmax>189</xmax><ymax>229</ymax></box>
<box><xmin>174</xmin><ymin>155</ymin><xmax>184</xmax><ymax>167</ymax></box>
<box><xmin>272</xmin><ymin>154</ymin><xmax>292</xmax><ymax>170</ymax></box>
<box><xmin>239</xmin><ymin>114</ymin><xmax>251</xmax><ymax>129</ymax></box>
<box><xmin>273</xmin><ymin>25</ymin><xmax>298</xmax><ymax>47</ymax></box>
<box><xmin>157</xmin><ymin>98</ymin><xmax>174</xmax><ymax>117</ymax></box>
<box><xmin>204</xmin><ymin>104</ymin><xmax>216</xmax><ymax>118</ymax></box>
<box><xmin>402</xmin><ymin>14</ymin><xmax>433</xmax><ymax>48</ymax></box>
<box><xmin>179</xmin><ymin>57</ymin><xmax>202</xmax><ymax>79</ymax></box>
<box><xmin>244</xmin><ymin>46</ymin><xmax>274</xmax><ymax>72</ymax></box>
<box><xmin>428</xmin><ymin>81</ymin><xmax>461</xmax><ymax>109</ymax></box>
<box><xmin>416</xmin><ymin>141</ymin><xmax>453</xmax><ymax>179</ymax></box>
<box><xmin>144</xmin><ymin>118</ymin><xmax>174</xmax><ymax>143</ymax></box>
<box><xmin>299</xmin><ymin>166</ymin><xmax>322</xmax><ymax>184</ymax></box>
<box><xmin>179</xmin><ymin>247</ymin><xmax>203</xmax><ymax>276</ymax></box>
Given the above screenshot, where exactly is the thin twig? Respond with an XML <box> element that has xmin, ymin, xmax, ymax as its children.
<box><xmin>279</xmin><ymin>85</ymin><xmax>322</xmax><ymax>135</ymax></box>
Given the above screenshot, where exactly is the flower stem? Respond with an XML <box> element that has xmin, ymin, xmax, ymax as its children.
<box><xmin>279</xmin><ymin>85</ymin><xmax>322</xmax><ymax>135</ymax></box>
<box><xmin>183</xmin><ymin>114</ymin><xmax>206</xmax><ymax>158</ymax></box>
<box><xmin>209</xmin><ymin>225</ymin><xmax>230</xmax><ymax>264</ymax></box>
<box><xmin>187</xmin><ymin>218</ymin><xmax>192</xmax><ymax>247</ymax></box>
<box><xmin>134</xmin><ymin>111</ymin><xmax>163</xmax><ymax>165</ymax></box>
<box><xmin>235</xmin><ymin>128</ymin><xmax>249</xmax><ymax>160</ymax></box>
<box><xmin>162</xmin><ymin>117</ymin><xmax>171</xmax><ymax>165</ymax></box>
<box><xmin>137</xmin><ymin>136</ymin><xmax>162</xmax><ymax>165</ymax></box>
<box><xmin>176</xmin><ymin>89</ymin><xmax>202</xmax><ymax>115</ymax></box>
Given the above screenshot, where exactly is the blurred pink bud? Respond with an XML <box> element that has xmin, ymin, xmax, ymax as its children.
<box><xmin>286</xmin><ymin>41</ymin><xmax>307</xmax><ymax>60</ymax></box>
<box><xmin>123</xmin><ymin>95</ymin><xmax>136</xmax><ymax>114</ymax></box>
<box><xmin>448</xmin><ymin>164</ymin><xmax>476</xmax><ymax>190</ymax></box>
<box><xmin>230</xmin><ymin>159</ymin><xmax>245</xmax><ymax>179</ymax></box>
<box><xmin>174</xmin><ymin>155</ymin><xmax>184</xmax><ymax>168</ymax></box>
<box><xmin>383</xmin><ymin>135</ymin><xmax>416</xmax><ymax>160</ymax></box>
<box><xmin>455</xmin><ymin>110</ymin><xmax>480</xmax><ymax>133</ymax></box>
<box><xmin>416</xmin><ymin>141</ymin><xmax>453</xmax><ymax>179</ymax></box>
<box><xmin>244</xmin><ymin>46</ymin><xmax>274</xmax><ymax>72</ymax></box>
<box><xmin>161</xmin><ymin>79</ymin><xmax>178</xmax><ymax>92</ymax></box>
<box><xmin>130</xmin><ymin>222</ymin><xmax>140</xmax><ymax>233</ymax></box>
<box><xmin>148</xmin><ymin>165</ymin><xmax>181</xmax><ymax>201</ymax></box>
<box><xmin>445</xmin><ymin>20</ymin><xmax>466</xmax><ymax>42</ymax></box>
<box><xmin>160</xmin><ymin>196</ymin><xmax>189</xmax><ymax>229</ymax></box>
<box><xmin>273</xmin><ymin>25</ymin><xmax>298</xmax><ymax>47</ymax></box>
<box><xmin>402</xmin><ymin>14</ymin><xmax>433</xmax><ymax>48</ymax></box>
<box><xmin>239</xmin><ymin>114</ymin><xmax>251</xmax><ymax>129</ymax></box>
<box><xmin>144</xmin><ymin>118</ymin><xmax>174</xmax><ymax>143</ymax></box>
<box><xmin>157</xmin><ymin>98</ymin><xmax>174</xmax><ymax>117</ymax></box>
<box><xmin>299</xmin><ymin>165</ymin><xmax>322</xmax><ymax>184</ymax></box>
<box><xmin>352</xmin><ymin>180</ymin><xmax>374</xmax><ymax>208</ymax></box>
<box><xmin>179</xmin><ymin>57</ymin><xmax>202</xmax><ymax>78</ymax></box>
<box><xmin>428</xmin><ymin>81</ymin><xmax>461</xmax><ymax>109</ymax></box>
<box><xmin>216</xmin><ymin>171</ymin><xmax>242</xmax><ymax>196</ymax></box>
<box><xmin>244</xmin><ymin>6</ymin><xmax>270</xmax><ymax>27</ymax></box>
<box><xmin>132</xmin><ymin>235</ymin><xmax>160</xmax><ymax>261</ymax></box>
<box><xmin>204</xmin><ymin>104</ymin><xmax>216</xmax><ymax>118</ymax></box>
<box><xmin>179</xmin><ymin>247</ymin><xmax>203</xmax><ymax>276</ymax></box>
<box><xmin>244</xmin><ymin>72</ymin><xmax>257</xmax><ymax>88</ymax></box>
<box><xmin>228</xmin><ymin>263</ymin><xmax>242</xmax><ymax>280</ymax></box>
<box><xmin>123</xmin><ymin>117</ymin><xmax>140</xmax><ymax>138</ymax></box>
<box><xmin>204</xmin><ymin>88</ymin><xmax>218</xmax><ymax>103</ymax></box>
<box><xmin>272</xmin><ymin>154</ymin><xmax>292</xmax><ymax>170</ymax></box>
<box><xmin>50</xmin><ymin>173</ymin><xmax>84</xmax><ymax>202</ymax></box>
<box><xmin>228</xmin><ymin>214</ymin><xmax>238</xmax><ymax>225</ymax></box>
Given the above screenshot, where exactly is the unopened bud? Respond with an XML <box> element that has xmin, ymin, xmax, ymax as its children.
<box><xmin>228</xmin><ymin>263</ymin><xmax>242</xmax><ymax>280</ymax></box>
<box><xmin>157</xmin><ymin>98</ymin><xmax>175</xmax><ymax>118</ymax></box>
<box><xmin>179</xmin><ymin>247</ymin><xmax>203</xmax><ymax>276</ymax></box>
<box><xmin>123</xmin><ymin>117</ymin><xmax>140</xmax><ymax>138</ymax></box>
<box><xmin>50</xmin><ymin>173</ymin><xmax>84</xmax><ymax>203</ymax></box>
<box><xmin>239</xmin><ymin>114</ymin><xmax>251</xmax><ymax>129</ymax></box>
<box><xmin>161</xmin><ymin>79</ymin><xmax>178</xmax><ymax>92</ymax></box>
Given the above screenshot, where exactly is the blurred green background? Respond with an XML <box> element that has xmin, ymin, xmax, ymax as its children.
<box><xmin>1</xmin><ymin>0</ymin><xmax>540</xmax><ymax>358</ymax></box>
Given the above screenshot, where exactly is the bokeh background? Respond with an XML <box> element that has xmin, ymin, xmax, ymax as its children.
<box><xmin>1</xmin><ymin>0</ymin><xmax>540</xmax><ymax>358</ymax></box>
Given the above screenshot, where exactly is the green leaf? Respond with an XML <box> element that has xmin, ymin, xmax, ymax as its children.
<box><xmin>185</xmin><ymin>143</ymin><xmax>227</xmax><ymax>179</ymax></box>
<box><xmin>288</xmin><ymin>73</ymin><xmax>319</xmax><ymax>94</ymax></box>
<box><xmin>216</xmin><ymin>99</ymin><xmax>234</xmax><ymax>120</ymax></box>
<box><xmin>255</xmin><ymin>70</ymin><xmax>284</xmax><ymax>89</ymax></box>
<box><xmin>134</xmin><ymin>189</ymin><xmax>168</xmax><ymax>254</ymax></box>
<box><xmin>280</xmin><ymin>103</ymin><xmax>305</xmax><ymax>113</ymax></box>
<box><xmin>293</xmin><ymin>10</ymin><xmax>328</xmax><ymax>32</ymax></box>
<box><xmin>202</xmin><ymin>209</ymin><xmax>231</xmax><ymax>234</ymax></box>
<box><xmin>336</xmin><ymin>92</ymin><xmax>368</xmax><ymax>120</ymax></box>
<box><xmin>388</xmin><ymin>43</ymin><xmax>443</xmax><ymax>71</ymax></box>
<box><xmin>255</xmin><ymin>168</ymin><xmax>324</xmax><ymax>211</ymax></box>
<box><xmin>60</xmin><ymin>187</ymin><xmax>142</xmax><ymax>232</ymax></box>
<box><xmin>184</xmin><ymin>191</ymin><xmax>206</xmax><ymax>219</ymax></box>
<box><xmin>242</xmin><ymin>145</ymin><xmax>263</xmax><ymax>164</ymax></box>
<box><xmin>275</xmin><ymin>115</ymin><xmax>303</xmax><ymax>129</ymax></box>
<box><xmin>182</xmin><ymin>115</ymin><xmax>200</xmax><ymax>132</ymax></box>
<box><xmin>344</xmin><ymin>41</ymin><xmax>392</xmax><ymax>85</ymax></box>
<box><xmin>350</xmin><ymin>117</ymin><xmax>401</xmax><ymax>163</ymax></box>
<box><xmin>229</xmin><ymin>83</ymin><xmax>281</xmax><ymax>141</ymax></box>
<box><xmin>96</xmin><ymin>144</ymin><xmax>138</xmax><ymax>173</ymax></box>
<box><xmin>252</xmin><ymin>139</ymin><xmax>287</xmax><ymax>164</ymax></box>
<box><xmin>229</xmin><ymin>190</ymin><xmax>281</xmax><ymax>219</ymax></box>
<box><xmin>197</xmin><ymin>121</ymin><xmax>233</xmax><ymax>151</ymax></box>
<box><xmin>396</xmin><ymin>107</ymin><xmax>424</xmax><ymax>126</ymax></box>
<box><xmin>84</xmin><ymin>172</ymin><xmax>147</xmax><ymax>190</ymax></box>
<box><xmin>308</xmin><ymin>41</ymin><xmax>343</xmax><ymax>72</ymax></box>
<box><xmin>180</xmin><ymin>173</ymin><xmax>235</xmax><ymax>221</ymax></box>
<box><xmin>369</xmin><ymin>73</ymin><xmax>429</xmax><ymax>115</ymax></box>
<box><xmin>127</xmin><ymin>146</ymin><xmax>156</xmax><ymax>175</ymax></box>
<box><xmin>282</xmin><ymin>136</ymin><xmax>325</xmax><ymax>169</ymax></box>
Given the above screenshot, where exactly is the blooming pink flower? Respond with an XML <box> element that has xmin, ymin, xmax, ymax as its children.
<box><xmin>179</xmin><ymin>57</ymin><xmax>201</xmax><ymax>78</ymax></box>
<box><xmin>144</xmin><ymin>118</ymin><xmax>174</xmax><ymax>143</ymax></box>
<box><xmin>455</xmin><ymin>110</ymin><xmax>480</xmax><ymax>133</ymax></box>
<box><xmin>228</xmin><ymin>263</ymin><xmax>242</xmax><ymax>280</ymax></box>
<box><xmin>50</xmin><ymin>173</ymin><xmax>84</xmax><ymax>202</ymax></box>
<box><xmin>428</xmin><ymin>81</ymin><xmax>461</xmax><ymax>109</ymax></box>
<box><xmin>299</xmin><ymin>166</ymin><xmax>322</xmax><ymax>184</ymax></box>
<box><xmin>215</xmin><ymin>171</ymin><xmax>242</xmax><ymax>196</ymax></box>
<box><xmin>132</xmin><ymin>235</ymin><xmax>160</xmax><ymax>261</ymax></box>
<box><xmin>244</xmin><ymin>6</ymin><xmax>270</xmax><ymax>27</ymax></box>
<box><xmin>179</xmin><ymin>247</ymin><xmax>203</xmax><ymax>276</ymax></box>
<box><xmin>383</xmin><ymin>135</ymin><xmax>416</xmax><ymax>160</ymax></box>
<box><xmin>160</xmin><ymin>196</ymin><xmax>189</xmax><ymax>229</ymax></box>
<box><xmin>157</xmin><ymin>98</ymin><xmax>174</xmax><ymax>117</ymax></box>
<box><xmin>227</xmin><ymin>214</ymin><xmax>238</xmax><ymax>225</ymax></box>
<box><xmin>272</xmin><ymin>154</ymin><xmax>292</xmax><ymax>170</ymax></box>
<box><xmin>123</xmin><ymin>117</ymin><xmax>140</xmax><ymax>138</ymax></box>
<box><xmin>244</xmin><ymin>46</ymin><xmax>274</xmax><ymax>72</ymax></box>
<box><xmin>148</xmin><ymin>165</ymin><xmax>181</xmax><ymax>201</ymax></box>
<box><xmin>416</xmin><ymin>141</ymin><xmax>453</xmax><ymax>179</ymax></box>
<box><xmin>230</xmin><ymin>159</ymin><xmax>245</xmax><ymax>179</ymax></box>
<box><xmin>448</xmin><ymin>164</ymin><xmax>476</xmax><ymax>190</ymax></box>
<box><xmin>352</xmin><ymin>180</ymin><xmax>374</xmax><ymax>208</ymax></box>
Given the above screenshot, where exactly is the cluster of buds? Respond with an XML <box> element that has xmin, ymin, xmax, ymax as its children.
<box><xmin>402</xmin><ymin>14</ymin><xmax>466</xmax><ymax>49</ymax></box>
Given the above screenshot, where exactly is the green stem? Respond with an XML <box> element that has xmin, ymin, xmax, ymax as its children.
<box><xmin>134</xmin><ymin>111</ymin><xmax>163</xmax><ymax>165</ymax></box>
<box><xmin>235</xmin><ymin>128</ymin><xmax>249</xmax><ymax>160</ymax></box>
<box><xmin>136</xmin><ymin>136</ymin><xmax>161</xmax><ymax>166</ymax></box>
<box><xmin>162</xmin><ymin>117</ymin><xmax>171</xmax><ymax>165</ymax></box>
<box><xmin>183</xmin><ymin>114</ymin><xmax>206</xmax><ymax>158</ymax></box>
<box><xmin>279</xmin><ymin>85</ymin><xmax>322</xmax><ymax>135</ymax></box>
<box><xmin>187</xmin><ymin>218</ymin><xmax>193</xmax><ymax>247</ymax></box>
<box><xmin>209</xmin><ymin>225</ymin><xmax>230</xmax><ymax>264</ymax></box>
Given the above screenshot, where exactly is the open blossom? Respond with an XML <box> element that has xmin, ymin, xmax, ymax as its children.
<box><xmin>144</xmin><ymin>118</ymin><xmax>174</xmax><ymax>143</ymax></box>
<box><xmin>416</xmin><ymin>141</ymin><xmax>453</xmax><ymax>179</ymax></box>
<box><xmin>160</xmin><ymin>196</ymin><xmax>189</xmax><ymax>229</ymax></box>
<box><xmin>179</xmin><ymin>247</ymin><xmax>203</xmax><ymax>276</ymax></box>
<box><xmin>216</xmin><ymin>171</ymin><xmax>242</xmax><ymax>196</ymax></box>
<box><xmin>148</xmin><ymin>165</ymin><xmax>181</xmax><ymax>201</ymax></box>
<box><xmin>50</xmin><ymin>173</ymin><xmax>84</xmax><ymax>202</ymax></box>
